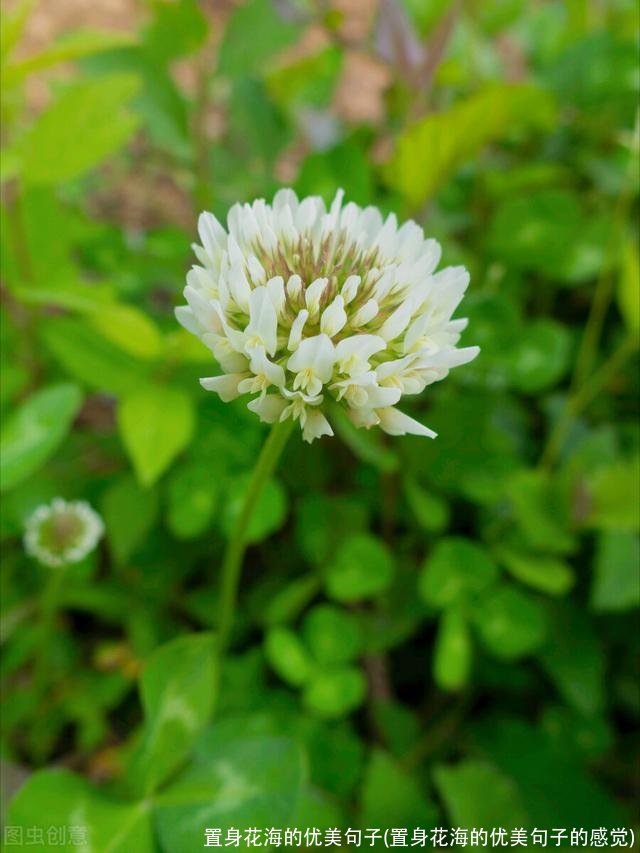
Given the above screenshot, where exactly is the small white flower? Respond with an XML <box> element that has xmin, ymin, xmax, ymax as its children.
<box><xmin>177</xmin><ymin>189</ymin><xmax>479</xmax><ymax>442</ymax></box>
<box><xmin>24</xmin><ymin>498</ymin><xmax>104</xmax><ymax>568</ymax></box>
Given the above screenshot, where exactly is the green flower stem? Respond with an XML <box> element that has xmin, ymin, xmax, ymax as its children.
<box><xmin>211</xmin><ymin>418</ymin><xmax>294</xmax><ymax>709</ymax></box>
<box><xmin>540</xmin><ymin>334</ymin><xmax>638</xmax><ymax>471</ymax></box>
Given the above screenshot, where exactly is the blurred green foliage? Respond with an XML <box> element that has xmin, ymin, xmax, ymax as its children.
<box><xmin>1</xmin><ymin>0</ymin><xmax>638</xmax><ymax>847</ymax></box>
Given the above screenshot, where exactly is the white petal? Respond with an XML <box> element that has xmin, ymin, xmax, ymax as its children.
<box><xmin>246</xmin><ymin>287</ymin><xmax>278</xmax><ymax>356</ymax></box>
<box><xmin>287</xmin><ymin>334</ymin><xmax>335</xmax><ymax>382</ymax></box>
<box><xmin>335</xmin><ymin>334</ymin><xmax>386</xmax><ymax>376</ymax></box>
<box><xmin>249</xmin><ymin>347</ymin><xmax>286</xmax><ymax>387</ymax></box>
<box><xmin>266</xmin><ymin>276</ymin><xmax>286</xmax><ymax>317</ymax></box>
<box><xmin>288</xmin><ymin>309</ymin><xmax>308</xmax><ymax>351</ymax></box>
<box><xmin>247</xmin><ymin>394</ymin><xmax>288</xmax><ymax>423</ymax></box>
<box><xmin>377</xmin><ymin>407</ymin><xmax>437</xmax><ymax>438</ymax></box>
<box><xmin>378</xmin><ymin>299</ymin><xmax>417</xmax><ymax>341</ymax></box>
<box><xmin>287</xmin><ymin>274</ymin><xmax>303</xmax><ymax>301</ymax></box>
<box><xmin>200</xmin><ymin>373</ymin><xmax>247</xmax><ymax>402</ymax></box>
<box><xmin>320</xmin><ymin>295</ymin><xmax>347</xmax><ymax>337</ymax></box>
<box><xmin>352</xmin><ymin>299</ymin><xmax>379</xmax><ymax>327</ymax></box>
<box><xmin>302</xmin><ymin>409</ymin><xmax>334</xmax><ymax>443</ymax></box>
<box><xmin>341</xmin><ymin>275</ymin><xmax>361</xmax><ymax>304</ymax></box>
<box><xmin>175</xmin><ymin>306</ymin><xmax>199</xmax><ymax>335</ymax></box>
<box><xmin>228</xmin><ymin>264</ymin><xmax>251</xmax><ymax>313</ymax></box>
<box><xmin>305</xmin><ymin>277</ymin><xmax>328</xmax><ymax>319</ymax></box>
<box><xmin>198</xmin><ymin>212</ymin><xmax>227</xmax><ymax>257</ymax></box>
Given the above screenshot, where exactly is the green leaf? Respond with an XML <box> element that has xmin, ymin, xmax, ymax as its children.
<box><xmin>21</xmin><ymin>74</ymin><xmax>141</xmax><ymax>185</ymax></box>
<box><xmin>473</xmin><ymin>717</ymin><xmax>625</xmax><ymax>827</ymax></box>
<box><xmin>419</xmin><ymin>537</ymin><xmax>499</xmax><ymax>609</ymax></box>
<box><xmin>101</xmin><ymin>474</ymin><xmax>159</xmax><ymax>565</ymax></box>
<box><xmin>591</xmin><ymin>531</ymin><xmax>640</xmax><ymax>612</ymax></box>
<box><xmin>222</xmin><ymin>474</ymin><xmax>288</xmax><ymax>543</ymax></box>
<box><xmin>302</xmin><ymin>604</ymin><xmax>361</xmax><ymax>666</ymax></box>
<box><xmin>7</xmin><ymin>770</ymin><xmax>153</xmax><ymax>852</ymax></box>
<box><xmin>166</xmin><ymin>461</ymin><xmax>218</xmax><ymax>541</ymax></box>
<box><xmin>474</xmin><ymin>584</ymin><xmax>548</xmax><ymax>660</ymax></box>
<box><xmin>617</xmin><ymin>238</ymin><xmax>640</xmax><ymax>336</ymax></box>
<box><xmin>538</xmin><ymin>602</ymin><xmax>604</xmax><ymax>715</ymax></box>
<box><xmin>295</xmin><ymin>493</ymin><xmax>369</xmax><ymax>568</ymax></box>
<box><xmin>433</xmin><ymin>606</ymin><xmax>472</xmax><ymax>691</ymax></box>
<box><xmin>3</xmin><ymin>29</ymin><xmax>135</xmax><ymax>87</ymax></box>
<box><xmin>505</xmin><ymin>469</ymin><xmax>576</xmax><ymax>554</ymax></box>
<box><xmin>325</xmin><ymin>533</ymin><xmax>395</xmax><ymax>603</ymax></box>
<box><xmin>89</xmin><ymin>304</ymin><xmax>163</xmax><ymax>360</ymax></box>
<box><xmin>263</xmin><ymin>575</ymin><xmax>322</xmax><ymax>627</ymax></box>
<box><xmin>142</xmin><ymin>0</ymin><xmax>208</xmax><ymax>64</ymax></box>
<box><xmin>0</xmin><ymin>0</ymin><xmax>35</xmax><ymax>64</ymax></box>
<box><xmin>360</xmin><ymin>749</ymin><xmax>438</xmax><ymax>828</ymax></box>
<box><xmin>0</xmin><ymin>383</ymin><xmax>82</xmax><ymax>492</ymax></box>
<box><xmin>433</xmin><ymin>760</ymin><xmax>529</xmax><ymax>829</ymax></box>
<box><xmin>584</xmin><ymin>455</ymin><xmax>640</xmax><ymax>531</ymax></box>
<box><xmin>508</xmin><ymin>319</ymin><xmax>572</xmax><ymax>393</ymax></box>
<box><xmin>265</xmin><ymin>627</ymin><xmax>313</xmax><ymax>687</ymax></box>
<box><xmin>403</xmin><ymin>477</ymin><xmax>450</xmax><ymax>533</ymax></box>
<box><xmin>496</xmin><ymin>547</ymin><xmax>575</xmax><ymax>596</ymax></box>
<box><xmin>42</xmin><ymin>317</ymin><xmax>150</xmax><ymax>395</ymax></box>
<box><xmin>117</xmin><ymin>385</ymin><xmax>194</xmax><ymax>486</ymax></box>
<box><xmin>154</xmin><ymin>733</ymin><xmax>305</xmax><ymax>850</ymax></box>
<box><xmin>384</xmin><ymin>84</ymin><xmax>554</xmax><ymax>207</ymax></box>
<box><xmin>218</xmin><ymin>0</ymin><xmax>300</xmax><ymax>78</ymax></box>
<box><xmin>303</xmin><ymin>666</ymin><xmax>366</xmax><ymax>719</ymax></box>
<box><xmin>129</xmin><ymin>633</ymin><xmax>215</xmax><ymax>794</ymax></box>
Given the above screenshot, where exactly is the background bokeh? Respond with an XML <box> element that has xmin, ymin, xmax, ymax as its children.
<box><xmin>1</xmin><ymin>0</ymin><xmax>639</xmax><ymax>848</ymax></box>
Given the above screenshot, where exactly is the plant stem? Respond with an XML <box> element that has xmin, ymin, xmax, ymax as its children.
<box><xmin>540</xmin><ymin>335</ymin><xmax>638</xmax><ymax>470</ymax></box>
<box><xmin>211</xmin><ymin>419</ymin><xmax>294</xmax><ymax>706</ymax></box>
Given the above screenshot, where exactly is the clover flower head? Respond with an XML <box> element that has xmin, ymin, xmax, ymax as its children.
<box><xmin>24</xmin><ymin>498</ymin><xmax>104</xmax><ymax>568</ymax></box>
<box><xmin>177</xmin><ymin>188</ymin><xmax>479</xmax><ymax>442</ymax></box>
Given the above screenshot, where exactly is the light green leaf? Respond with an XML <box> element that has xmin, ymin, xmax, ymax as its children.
<box><xmin>101</xmin><ymin>474</ymin><xmax>159</xmax><ymax>565</ymax></box>
<box><xmin>302</xmin><ymin>605</ymin><xmax>361</xmax><ymax>666</ymax></box>
<box><xmin>497</xmin><ymin>547</ymin><xmax>575</xmax><ymax>596</ymax></box>
<box><xmin>42</xmin><ymin>317</ymin><xmax>149</xmax><ymax>395</ymax></box>
<box><xmin>21</xmin><ymin>74</ymin><xmax>141</xmax><ymax>185</ymax></box>
<box><xmin>508</xmin><ymin>319</ymin><xmax>572</xmax><ymax>393</ymax></box>
<box><xmin>0</xmin><ymin>0</ymin><xmax>36</xmax><ymax>65</ymax></box>
<box><xmin>360</xmin><ymin>749</ymin><xmax>438</xmax><ymax>828</ymax></box>
<box><xmin>117</xmin><ymin>385</ymin><xmax>194</xmax><ymax>486</ymax></box>
<box><xmin>3</xmin><ymin>29</ymin><xmax>135</xmax><ymax>87</ymax></box>
<box><xmin>129</xmin><ymin>633</ymin><xmax>215</xmax><ymax>794</ymax></box>
<box><xmin>474</xmin><ymin>584</ymin><xmax>548</xmax><ymax>660</ymax></box>
<box><xmin>325</xmin><ymin>533</ymin><xmax>395</xmax><ymax>603</ymax></box>
<box><xmin>0</xmin><ymin>383</ymin><xmax>82</xmax><ymax>492</ymax></box>
<box><xmin>617</xmin><ymin>239</ymin><xmax>640</xmax><ymax>336</ymax></box>
<box><xmin>154</xmin><ymin>733</ymin><xmax>305</xmax><ymax>850</ymax></box>
<box><xmin>591</xmin><ymin>531</ymin><xmax>640</xmax><ymax>612</ymax></box>
<box><xmin>7</xmin><ymin>770</ymin><xmax>153</xmax><ymax>852</ymax></box>
<box><xmin>403</xmin><ymin>477</ymin><xmax>450</xmax><ymax>533</ymax></box>
<box><xmin>265</xmin><ymin>627</ymin><xmax>314</xmax><ymax>687</ymax></box>
<box><xmin>218</xmin><ymin>0</ymin><xmax>300</xmax><ymax>78</ymax></box>
<box><xmin>263</xmin><ymin>576</ymin><xmax>322</xmax><ymax>627</ymax></box>
<box><xmin>584</xmin><ymin>455</ymin><xmax>640</xmax><ymax>531</ymax></box>
<box><xmin>433</xmin><ymin>606</ymin><xmax>472</xmax><ymax>691</ymax></box>
<box><xmin>166</xmin><ymin>461</ymin><xmax>218</xmax><ymax>540</ymax></box>
<box><xmin>222</xmin><ymin>474</ymin><xmax>288</xmax><ymax>543</ymax></box>
<box><xmin>384</xmin><ymin>84</ymin><xmax>555</xmax><ymax>207</ymax></box>
<box><xmin>303</xmin><ymin>666</ymin><xmax>366</xmax><ymax>719</ymax></box>
<box><xmin>434</xmin><ymin>761</ymin><xmax>529</xmax><ymax>829</ymax></box>
<box><xmin>419</xmin><ymin>537</ymin><xmax>498</xmax><ymax>609</ymax></box>
<box><xmin>89</xmin><ymin>304</ymin><xmax>163</xmax><ymax>360</ymax></box>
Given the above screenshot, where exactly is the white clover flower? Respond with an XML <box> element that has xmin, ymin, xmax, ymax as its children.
<box><xmin>177</xmin><ymin>189</ymin><xmax>479</xmax><ymax>442</ymax></box>
<box><xmin>24</xmin><ymin>498</ymin><xmax>104</xmax><ymax>568</ymax></box>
